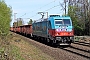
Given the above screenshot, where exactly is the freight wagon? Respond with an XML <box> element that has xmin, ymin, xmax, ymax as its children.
<box><xmin>10</xmin><ymin>25</ymin><xmax>32</xmax><ymax>36</ymax></box>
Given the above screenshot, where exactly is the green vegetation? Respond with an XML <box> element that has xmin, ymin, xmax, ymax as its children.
<box><xmin>67</xmin><ymin>1</ymin><xmax>90</xmax><ymax>36</ymax></box>
<box><xmin>0</xmin><ymin>34</ymin><xmax>25</xmax><ymax>60</ymax></box>
<box><xmin>67</xmin><ymin>5</ymin><xmax>90</xmax><ymax>35</ymax></box>
<box><xmin>11</xmin><ymin>45</ymin><xmax>24</xmax><ymax>60</ymax></box>
<box><xmin>0</xmin><ymin>0</ymin><xmax>12</xmax><ymax>59</ymax></box>
<box><xmin>28</xmin><ymin>19</ymin><xmax>33</xmax><ymax>25</ymax></box>
<box><xmin>68</xmin><ymin>6</ymin><xmax>84</xmax><ymax>35</ymax></box>
<box><xmin>0</xmin><ymin>0</ymin><xmax>12</xmax><ymax>36</ymax></box>
<box><xmin>13</xmin><ymin>18</ymin><xmax>24</xmax><ymax>27</ymax></box>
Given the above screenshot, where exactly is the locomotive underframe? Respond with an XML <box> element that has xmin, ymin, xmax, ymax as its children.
<box><xmin>49</xmin><ymin>36</ymin><xmax>74</xmax><ymax>45</ymax></box>
<box><xmin>55</xmin><ymin>36</ymin><xmax>74</xmax><ymax>44</ymax></box>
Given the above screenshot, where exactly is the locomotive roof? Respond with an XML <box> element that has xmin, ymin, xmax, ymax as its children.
<box><xmin>48</xmin><ymin>16</ymin><xmax>71</xmax><ymax>19</ymax></box>
<box><xmin>33</xmin><ymin>15</ymin><xmax>71</xmax><ymax>23</ymax></box>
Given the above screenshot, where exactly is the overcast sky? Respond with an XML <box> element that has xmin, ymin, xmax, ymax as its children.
<box><xmin>5</xmin><ymin>0</ymin><xmax>65</xmax><ymax>25</ymax></box>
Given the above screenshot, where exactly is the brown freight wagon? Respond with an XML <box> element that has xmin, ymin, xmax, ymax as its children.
<box><xmin>10</xmin><ymin>27</ymin><xmax>13</xmax><ymax>31</ymax></box>
<box><xmin>10</xmin><ymin>25</ymin><xmax>32</xmax><ymax>37</ymax></box>
<box><xmin>13</xmin><ymin>27</ymin><xmax>16</xmax><ymax>32</ymax></box>
<box><xmin>19</xmin><ymin>25</ymin><xmax>32</xmax><ymax>36</ymax></box>
<box><xmin>16</xmin><ymin>26</ymin><xmax>20</xmax><ymax>33</ymax></box>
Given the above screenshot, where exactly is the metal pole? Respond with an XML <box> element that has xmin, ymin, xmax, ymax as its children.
<box><xmin>14</xmin><ymin>13</ymin><xmax>17</xmax><ymax>27</ymax></box>
<box><xmin>46</xmin><ymin>12</ymin><xmax>48</xmax><ymax>18</ymax></box>
<box><xmin>65</xmin><ymin>0</ymin><xmax>66</xmax><ymax>16</ymax></box>
<box><xmin>17</xmin><ymin>18</ymin><xmax>18</xmax><ymax>27</ymax></box>
<box><xmin>14</xmin><ymin>13</ymin><xmax>17</xmax><ymax>22</ymax></box>
<box><xmin>64</xmin><ymin>0</ymin><xmax>68</xmax><ymax>16</ymax></box>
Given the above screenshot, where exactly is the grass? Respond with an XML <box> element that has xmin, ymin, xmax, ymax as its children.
<box><xmin>11</xmin><ymin>37</ymin><xmax>54</xmax><ymax>60</ymax></box>
<box><xmin>11</xmin><ymin>45</ymin><xmax>24</xmax><ymax>60</ymax></box>
<box><xmin>9</xmin><ymin>32</ymin><xmax>54</xmax><ymax>60</ymax></box>
<box><xmin>0</xmin><ymin>35</ymin><xmax>25</xmax><ymax>60</ymax></box>
<box><xmin>0</xmin><ymin>32</ymin><xmax>54</xmax><ymax>60</ymax></box>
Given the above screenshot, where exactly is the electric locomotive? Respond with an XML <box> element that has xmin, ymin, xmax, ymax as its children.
<box><xmin>32</xmin><ymin>15</ymin><xmax>74</xmax><ymax>45</ymax></box>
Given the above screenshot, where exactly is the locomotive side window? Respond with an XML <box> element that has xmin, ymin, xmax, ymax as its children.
<box><xmin>48</xmin><ymin>21</ymin><xmax>52</xmax><ymax>29</ymax></box>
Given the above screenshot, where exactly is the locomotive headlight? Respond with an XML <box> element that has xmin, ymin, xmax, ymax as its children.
<box><xmin>62</xmin><ymin>27</ymin><xmax>64</xmax><ymax>28</ymax></box>
<box><xmin>70</xmin><ymin>32</ymin><xmax>73</xmax><ymax>35</ymax></box>
<box><xmin>70</xmin><ymin>37</ymin><xmax>74</xmax><ymax>40</ymax></box>
<box><xmin>57</xmin><ymin>33</ymin><xmax>58</xmax><ymax>35</ymax></box>
<box><xmin>56</xmin><ymin>29</ymin><xmax>59</xmax><ymax>31</ymax></box>
<box><xmin>70</xmin><ymin>37</ymin><xmax>72</xmax><ymax>39</ymax></box>
<box><xmin>70</xmin><ymin>33</ymin><xmax>72</xmax><ymax>35</ymax></box>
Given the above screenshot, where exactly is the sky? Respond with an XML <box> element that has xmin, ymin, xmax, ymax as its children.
<box><xmin>5</xmin><ymin>0</ymin><xmax>66</xmax><ymax>26</ymax></box>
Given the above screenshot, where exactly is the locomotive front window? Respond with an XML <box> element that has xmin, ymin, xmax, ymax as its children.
<box><xmin>63</xmin><ymin>19</ymin><xmax>71</xmax><ymax>25</ymax></box>
<box><xmin>55</xmin><ymin>19</ymin><xmax>71</xmax><ymax>25</ymax></box>
<box><xmin>55</xmin><ymin>20</ymin><xmax>63</xmax><ymax>24</ymax></box>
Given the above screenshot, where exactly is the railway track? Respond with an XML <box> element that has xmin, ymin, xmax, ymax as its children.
<box><xmin>60</xmin><ymin>42</ymin><xmax>90</xmax><ymax>60</ymax></box>
<box><xmin>61</xmin><ymin>46</ymin><xmax>90</xmax><ymax>59</ymax></box>
<box><xmin>73</xmin><ymin>41</ymin><xmax>90</xmax><ymax>47</ymax></box>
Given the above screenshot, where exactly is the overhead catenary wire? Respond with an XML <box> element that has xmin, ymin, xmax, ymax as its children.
<box><xmin>19</xmin><ymin>13</ymin><xmax>26</xmax><ymax>18</ymax></box>
<box><xmin>29</xmin><ymin>0</ymin><xmax>56</xmax><ymax>13</ymax></box>
<box><xmin>45</xmin><ymin>5</ymin><xmax>60</xmax><ymax>11</ymax></box>
<box><xmin>30</xmin><ymin>4</ymin><xmax>60</xmax><ymax>18</ymax></box>
<box><xmin>16</xmin><ymin>0</ymin><xmax>57</xmax><ymax>19</ymax></box>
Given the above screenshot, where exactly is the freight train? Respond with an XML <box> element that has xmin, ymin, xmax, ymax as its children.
<box><xmin>10</xmin><ymin>15</ymin><xmax>74</xmax><ymax>46</ymax></box>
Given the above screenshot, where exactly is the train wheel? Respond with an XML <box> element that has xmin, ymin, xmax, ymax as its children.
<box><xmin>47</xmin><ymin>38</ymin><xmax>50</xmax><ymax>43</ymax></box>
